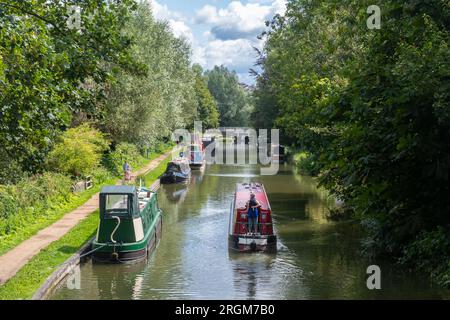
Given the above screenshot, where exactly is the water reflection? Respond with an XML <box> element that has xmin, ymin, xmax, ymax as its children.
<box><xmin>86</xmin><ymin>260</ymin><xmax>149</xmax><ymax>300</ymax></box>
<box><xmin>190</xmin><ymin>167</ymin><xmax>205</xmax><ymax>185</ymax></box>
<box><xmin>229</xmin><ymin>253</ymin><xmax>274</xmax><ymax>300</ymax></box>
<box><xmin>163</xmin><ymin>183</ymin><xmax>189</xmax><ymax>204</ymax></box>
<box><xmin>49</xmin><ymin>163</ymin><xmax>445</xmax><ymax>300</ymax></box>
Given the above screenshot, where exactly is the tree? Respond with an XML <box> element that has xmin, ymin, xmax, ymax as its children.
<box><xmin>193</xmin><ymin>64</ymin><xmax>220</xmax><ymax>129</ymax></box>
<box><xmin>47</xmin><ymin>124</ymin><xmax>109</xmax><ymax>178</ymax></box>
<box><xmin>205</xmin><ymin>65</ymin><xmax>254</xmax><ymax>127</ymax></box>
<box><xmin>255</xmin><ymin>0</ymin><xmax>450</xmax><ymax>285</ymax></box>
<box><xmin>0</xmin><ymin>0</ymin><xmax>140</xmax><ymax>180</ymax></box>
<box><xmin>318</xmin><ymin>1</ymin><xmax>450</xmax><ymax>286</ymax></box>
<box><xmin>100</xmin><ymin>2</ymin><xmax>198</xmax><ymax>148</ymax></box>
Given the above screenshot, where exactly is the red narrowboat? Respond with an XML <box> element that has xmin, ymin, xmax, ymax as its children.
<box><xmin>228</xmin><ymin>183</ymin><xmax>277</xmax><ymax>252</ymax></box>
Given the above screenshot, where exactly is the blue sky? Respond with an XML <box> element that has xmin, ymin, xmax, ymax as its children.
<box><xmin>150</xmin><ymin>0</ymin><xmax>287</xmax><ymax>85</ymax></box>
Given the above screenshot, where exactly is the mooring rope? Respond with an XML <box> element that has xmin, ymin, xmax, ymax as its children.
<box><xmin>77</xmin><ymin>243</ymin><xmax>107</xmax><ymax>260</ymax></box>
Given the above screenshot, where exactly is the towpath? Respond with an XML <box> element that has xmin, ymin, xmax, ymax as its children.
<box><xmin>0</xmin><ymin>150</ymin><xmax>172</xmax><ymax>285</ymax></box>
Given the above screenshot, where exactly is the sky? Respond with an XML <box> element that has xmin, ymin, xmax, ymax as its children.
<box><xmin>150</xmin><ymin>0</ymin><xmax>287</xmax><ymax>85</ymax></box>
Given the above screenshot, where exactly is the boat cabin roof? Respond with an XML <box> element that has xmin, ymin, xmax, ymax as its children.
<box><xmin>235</xmin><ymin>182</ymin><xmax>271</xmax><ymax>211</ymax></box>
<box><xmin>172</xmin><ymin>156</ymin><xmax>189</xmax><ymax>163</ymax></box>
<box><xmin>101</xmin><ymin>185</ymin><xmax>136</xmax><ymax>195</ymax></box>
<box><xmin>100</xmin><ymin>186</ymin><xmax>156</xmax><ymax>218</ymax></box>
<box><xmin>167</xmin><ymin>158</ymin><xmax>190</xmax><ymax>172</ymax></box>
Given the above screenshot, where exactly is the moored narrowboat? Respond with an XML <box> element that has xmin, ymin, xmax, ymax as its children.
<box><xmin>202</xmin><ymin>134</ymin><xmax>214</xmax><ymax>149</ymax></box>
<box><xmin>271</xmin><ymin>144</ymin><xmax>286</xmax><ymax>164</ymax></box>
<box><xmin>188</xmin><ymin>143</ymin><xmax>205</xmax><ymax>168</ymax></box>
<box><xmin>160</xmin><ymin>158</ymin><xmax>191</xmax><ymax>184</ymax></box>
<box><xmin>92</xmin><ymin>185</ymin><xmax>163</xmax><ymax>263</ymax></box>
<box><xmin>228</xmin><ymin>183</ymin><xmax>277</xmax><ymax>252</ymax></box>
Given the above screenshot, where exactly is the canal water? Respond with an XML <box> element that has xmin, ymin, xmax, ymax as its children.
<box><xmin>50</xmin><ymin>163</ymin><xmax>446</xmax><ymax>299</ymax></box>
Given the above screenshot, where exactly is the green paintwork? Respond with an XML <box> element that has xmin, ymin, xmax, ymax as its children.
<box><xmin>92</xmin><ymin>186</ymin><xmax>163</xmax><ymax>255</ymax></box>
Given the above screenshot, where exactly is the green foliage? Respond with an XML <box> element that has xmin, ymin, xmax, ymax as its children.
<box><xmin>0</xmin><ymin>0</ymin><xmax>140</xmax><ymax>176</ymax></box>
<box><xmin>0</xmin><ymin>148</ymin><xmax>170</xmax><ymax>299</ymax></box>
<box><xmin>0</xmin><ymin>8</ymin><xmax>70</xmax><ymax>175</ymax></box>
<box><xmin>90</xmin><ymin>167</ymin><xmax>114</xmax><ymax>186</ymax></box>
<box><xmin>400</xmin><ymin>227</ymin><xmax>450</xmax><ymax>287</ymax></box>
<box><xmin>105</xmin><ymin>142</ymin><xmax>146</xmax><ymax>176</ymax></box>
<box><xmin>251</xmin><ymin>78</ymin><xmax>279</xmax><ymax>130</ymax></box>
<box><xmin>152</xmin><ymin>140</ymin><xmax>172</xmax><ymax>154</ymax></box>
<box><xmin>193</xmin><ymin>64</ymin><xmax>220</xmax><ymax>129</ymax></box>
<box><xmin>0</xmin><ymin>172</ymin><xmax>72</xmax><ymax>237</ymax></box>
<box><xmin>101</xmin><ymin>2</ymin><xmax>197</xmax><ymax>147</ymax></box>
<box><xmin>0</xmin><ymin>154</ymin><xmax>25</xmax><ymax>185</ymax></box>
<box><xmin>0</xmin><ymin>146</ymin><xmax>168</xmax><ymax>257</ymax></box>
<box><xmin>206</xmin><ymin>65</ymin><xmax>254</xmax><ymax>127</ymax></box>
<box><xmin>135</xmin><ymin>156</ymin><xmax>171</xmax><ymax>188</ymax></box>
<box><xmin>0</xmin><ymin>210</ymin><xmax>99</xmax><ymax>299</ymax></box>
<box><xmin>293</xmin><ymin>152</ymin><xmax>320</xmax><ymax>176</ymax></box>
<box><xmin>255</xmin><ymin>0</ymin><xmax>450</xmax><ymax>285</ymax></box>
<box><xmin>0</xmin><ymin>186</ymin><xmax>18</xmax><ymax>220</ymax></box>
<box><xmin>47</xmin><ymin>124</ymin><xmax>109</xmax><ymax>177</ymax></box>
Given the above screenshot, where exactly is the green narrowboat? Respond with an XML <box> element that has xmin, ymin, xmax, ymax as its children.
<box><xmin>92</xmin><ymin>185</ymin><xmax>163</xmax><ymax>263</ymax></box>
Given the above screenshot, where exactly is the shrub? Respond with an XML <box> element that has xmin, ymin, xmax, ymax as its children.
<box><xmin>294</xmin><ymin>152</ymin><xmax>320</xmax><ymax>176</ymax></box>
<box><xmin>105</xmin><ymin>142</ymin><xmax>146</xmax><ymax>176</ymax></box>
<box><xmin>399</xmin><ymin>227</ymin><xmax>450</xmax><ymax>288</ymax></box>
<box><xmin>91</xmin><ymin>167</ymin><xmax>113</xmax><ymax>185</ymax></box>
<box><xmin>0</xmin><ymin>186</ymin><xmax>19</xmax><ymax>220</ymax></box>
<box><xmin>326</xmin><ymin>206</ymin><xmax>354</xmax><ymax>222</ymax></box>
<box><xmin>151</xmin><ymin>140</ymin><xmax>167</xmax><ymax>153</ymax></box>
<box><xmin>0</xmin><ymin>172</ymin><xmax>72</xmax><ymax>236</ymax></box>
<box><xmin>0</xmin><ymin>154</ymin><xmax>26</xmax><ymax>185</ymax></box>
<box><xmin>47</xmin><ymin>124</ymin><xmax>109</xmax><ymax>178</ymax></box>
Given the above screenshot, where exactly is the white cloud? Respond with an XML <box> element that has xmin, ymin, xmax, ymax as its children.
<box><xmin>151</xmin><ymin>0</ymin><xmax>184</xmax><ymax>21</ymax></box>
<box><xmin>196</xmin><ymin>5</ymin><xmax>219</xmax><ymax>24</ymax></box>
<box><xmin>271</xmin><ymin>0</ymin><xmax>288</xmax><ymax>15</ymax></box>
<box><xmin>150</xmin><ymin>0</ymin><xmax>193</xmax><ymax>42</ymax></box>
<box><xmin>168</xmin><ymin>19</ymin><xmax>194</xmax><ymax>43</ymax></box>
<box><xmin>195</xmin><ymin>0</ymin><xmax>286</xmax><ymax>40</ymax></box>
<box><xmin>149</xmin><ymin>0</ymin><xmax>287</xmax><ymax>84</ymax></box>
<box><xmin>193</xmin><ymin>38</ymin><xmax>259</xmax><ymax>71</ymax></box>
<box><xmin>192</xmin><ymin>0</ymin><xmax>286</xmax><ymax>84</ymax></box>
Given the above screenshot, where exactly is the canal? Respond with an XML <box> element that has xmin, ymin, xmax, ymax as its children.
<box><xmin>50</xmin><ymin>163</ymin><xmax>446</xmax><ymax>299</ymax></box>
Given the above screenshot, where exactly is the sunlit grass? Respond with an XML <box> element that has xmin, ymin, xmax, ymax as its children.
<box><xmin>0</xmin><ymin>211</ymin><xmax>98</xmax><ymax>300</ymax></box>
<box><xmin>0</xmin><ymin>147</ymin><xmax>172</xmax><ymax>299</ymax></box>
<box><xmin>0</xmin><ymin>177</ymin><xmax>116</xmax><ymax>257</ymax></box>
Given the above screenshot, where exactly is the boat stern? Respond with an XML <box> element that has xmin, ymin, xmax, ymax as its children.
<box><xmin>228</xmin><ymin>234</ymin><xmax>277</xmax><ymax>253</ymax></box>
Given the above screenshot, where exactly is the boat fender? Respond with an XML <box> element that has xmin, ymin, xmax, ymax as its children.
<box><xmin>110</xmin><ymin>216</ymin><xmax>121</xmax><ymax>244</ymax></box>
<box><xmin>111</xmin><ymin>252</ymin><xmax>119</xmax><ymax>261</ymax></box>
<box><xmin>233</xmin><ymin>235</ymin><xmax>239</xmax><ymax>247</ymax></box>
<box><xmin>250</xmin><ymin>241</ymin><xmax>257</xmax><ymax>251</ymax></box>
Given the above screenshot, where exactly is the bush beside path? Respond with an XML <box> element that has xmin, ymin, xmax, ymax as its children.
<box><xmin>0</xmin><ymin>149</ymin><xmax>172</xmax><ymax>286</ymax></box>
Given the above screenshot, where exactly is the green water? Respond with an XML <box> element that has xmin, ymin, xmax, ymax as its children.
<box><xmin>50</xmin><ymin>163</ymin><xmax>446</xmax><ymax>299</ymax></box>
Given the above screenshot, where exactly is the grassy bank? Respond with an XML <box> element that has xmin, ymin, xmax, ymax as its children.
<box><xmin>0</xmin><ymin>177</ymin><xmax>116</xmax><ymax>257</ymax></box>
<box><xmin>136</xmin><ymin>156</ymin><xmax>171</xmax><ymax>187</ymax></box>
<box><xmin>0</xmin><ymin>211</ymin><xmax>99</xmax><ymax>299</ymax></box>
<box><xmin>0</xmin><ymin>152</ymin><xmax>170</xmax><ymax>300</ymax></box>
<box><xmin>0</xmin><ymin>144</ymin><xmax>173</xmax><ymax>257</ymax></box>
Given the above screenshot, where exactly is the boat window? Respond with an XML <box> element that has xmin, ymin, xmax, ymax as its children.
<box><xmin>104</xmin><ymin>194</ymin><xmax>129</xmax><ymax>216</ymax></box>
<box><xmin>190</xmin><ymin>145</ymin><xmax>200</xmax><ymax>152</ymax></box>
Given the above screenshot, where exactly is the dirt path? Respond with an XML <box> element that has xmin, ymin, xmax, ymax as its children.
<box><xmin>0</xmin><ymin>150</ymin><xmax>172</xmax><ymax>285</ymax></box>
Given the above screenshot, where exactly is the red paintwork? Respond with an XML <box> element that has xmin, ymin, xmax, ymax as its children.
<box><xmin>232</xmin><ymin>183</ymin><xmax>274</xmax><ymax>236</ymax></box>
<box><xmin>191</xmin><ymin>133</ymin><xmax>204</xmax><ymax>150</ymax></box>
